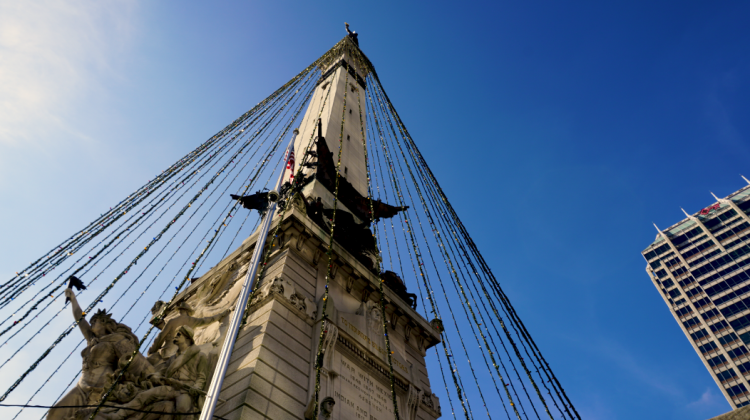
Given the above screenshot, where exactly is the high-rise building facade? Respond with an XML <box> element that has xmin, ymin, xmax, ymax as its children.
<box><xmin>642</xmin><ymin>179</ymin><xmax>750</xmax><ymax>408</ymax></box>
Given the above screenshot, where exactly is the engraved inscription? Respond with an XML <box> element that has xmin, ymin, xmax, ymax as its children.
<box><xmin>333</xmin><ymin>354</ymin><xmax>399</xmax><ymax>420</ymax></box>
<box><xmin>340</xmin><ymin>316</ymin><xmax>409</xmax><ymax>375</ymax></box>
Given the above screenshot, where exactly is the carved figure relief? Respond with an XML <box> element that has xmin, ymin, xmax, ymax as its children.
<box><xmin>290</xmin><ymin>292</ymin><xmax>307</xmax><ymax>312</ymax></box>
<box><xmin>148</xmin><ymin>302</ymin><xmax>230</xmax><ymax>359</ymax></box>
<box><xmin>319</xmin><ymin>396</ymin><xmax>335</xmax><ymax>420</ymax></box>
<box><xmin>420</xmin><ymin>390</ymin><xmax>442</xmax><ymax>417</ymax></box>
<box><xmin>48</xmin><ymin>289</ymin><xmax>211</xmax><ymax>420</ymax></box>
<box><xmin>248</xmin><ymin>276</ymin><xmax>315</xmax><ymax>319</ymax></box>
<box><xmin>367</xmin><ymin>306</ymin><xmax>383</xmax><ymax>337</ymax></box>
<box><xmin>269</xmin><ymin>277</ymin><xmax>285</xmax><ymax>295</ymax></box>
<box><xmin>100</xmin><ymin>325</ymin><xmax>209</xmax><ymax>420</ymax></box>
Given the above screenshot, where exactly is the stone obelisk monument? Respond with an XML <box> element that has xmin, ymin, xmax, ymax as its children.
<box><xmin>187</xmin><ymin>37</ymin><xmax>444</xmax><ymax>420</ymax></box>
<box><xmin>49</xmin><ymin>35</ymin><xmax>443</xmax><ymax>420</ymax></box>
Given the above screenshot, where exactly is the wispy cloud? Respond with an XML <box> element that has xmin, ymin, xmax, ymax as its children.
<box><xmin>0</xmin><ymin>1</ymin><xmax>139</xmax><ymax>151</ymax></box>
<box><xmin>687</xmin><ymin>387</ymin><xmax>726</xmax><ymax>411</ymax></box>
<box><xmin>705</xmin><ymin>69</ymin><xmax>750</xmax><ymax>161</ymax></box>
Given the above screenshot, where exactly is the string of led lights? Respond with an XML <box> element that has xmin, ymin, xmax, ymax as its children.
<box><xmin>0</xmin><ymin>36</ymin><xmax>579</xmax><ymax>420</ymax></box>
<box><xmin>80</xmin><ymin>48</ymin><xmax>339</xmax><ymax>420</ymax></box>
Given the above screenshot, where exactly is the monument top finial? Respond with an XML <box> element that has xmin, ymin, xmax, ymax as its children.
<box><xmin>345</xmin><ymin>22</ymin><xmax>359</xmax><ymax>46</ymax></box>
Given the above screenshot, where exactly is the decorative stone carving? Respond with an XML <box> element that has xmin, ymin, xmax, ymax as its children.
<box><xmin>304</xmin><ymin>396</ymin><xmax>335</xmax><ymax>420</ymax></box>
<box><xmin>250</xmin><ymin>276</ymin><xmax>315</xmax><ymax>319</ymax></box>
<box><xmin>404</xmin><ymin>323</ymin><xmax>414</xmax><ymax>343</ymax></box>
<box><xmin>313</xmin><ymin>248</ymin><xmax>322</xmax><ymax>266</ymax></box>
<box><xmin>48</xmin><ymin>289</ymin><xmax>210</xmax><ymax>420</ymax></box>
<box><xmin>367</xmin><ymin>306</ymin><xmax>383</xmax><ymax>337</ymax></box>
<box><xmin>330</xmin><ymin>262</ymin><xmax>339</xmax><ymax>280</ymax></box>
<box><xmin>390</xmin><ymin>309</ymin><xmax>403</xmax><ymax>331</ymax></box>
<box><xmin>292</xmin><ymin>193</ymin><xmax>308</xmax><ymax>214</ymax></box>
<box><xmin>407</xmin><ymin>384</ymin><xmax>422</xmax><ymax>420</ymax></box>
<box><xmin>199</xmin><ymin>251</ymin><xmax>252</xmax><ymax>307</ymax></box>
<box><xmin>320</xmin><ymin>320</ymin><xmax>339</xmax><ymax>370</ymax></box>
<box><xmin>296</xmin><ymin>231</ymin><xmax>311</xmax><ymax>251</ymax></box>
<box><xmin>99</xmin><ymin>325</ymin><xmax>209</xmax><ymax>420</ymax></box>
<box><xmin>345</xmin><ymin>276</ymin><xmax>355</xmax><ymax>294</ymax></box>
<box><xmin>148</xmin><ymin>301</ymin><xmax>230</xmax><ymax>358</ymax></box>
<box><xmin>290</xmin><ymin>292</ymin><xmax>307</xmax><ymax>313</ymax></box>
<box><xmin>420</xmin><ymin>390</ymin><xmax>442</xmax><ymax>417</ymax></box>
<box><xmin>319</xmin><ymin>396</ymin><xmax>335</xmax><ymax>420</ymax></box>
<box><xmin>360</xmin><ymin>286</ymin><xmax>373</xmax><ymax>303</ymax></box>
<box><xmin>269</xmin><ymin>277</ymin><xmax>285</xmax><ymax>295</ymax></box>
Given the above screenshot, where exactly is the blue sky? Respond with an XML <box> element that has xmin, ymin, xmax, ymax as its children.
<box><xmin>1</xmin><ymin>1</ymin><xmax>750</xmax><ymax>419</ymax></box>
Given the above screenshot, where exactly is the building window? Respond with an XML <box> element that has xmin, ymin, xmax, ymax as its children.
<box><xmin>730</xmin><ymin>315</ymin><xmax>750</xmax><ymax>331</ymax></box>
<box><xmin>669</xmin><ymin>289</ymin><xmax>682</xmax><ymax>299</ymax></box>
<box><xmin>720</xmin><ymin>298</ymin><xmax>750</xmax><ymax>318</ymax></box>
<box><xmin>699</xmin><ymin>342</ymin><xmax>718</xmax><ymax>354</ymax></box>
<box><xmin>705</xmin><ymin>271</ymin><xmax>750</xmax><ymax>297</ymax></box>
<box><xmin>708</xmin><ymin>354</ymin><xmax>728</xmax><ymax>367</ymax></box>
<box><xmin>673</xmin><ymin>267</ymin><xmax>688</xmax><ymax>276</ymax></box>
<box><xmin>727</xmin><ymin>347</ymin><xmax>749</xmax><ymax>360</ymax></box>
<box><xmin>713</xmin><ymin>285</ymin><xmax>750</xmax><ymax>306</ymax></box>
<box><xmin>711</xmin><ymin>320</ymin><xmax>730</xmax><ymax>333</ymax></box>
<box><xmin>718</xmin><ymin>333</ymin><xmax>739</xmax><ymax>346</ymax></box>
<box><xmin>676</xmin><ymin>307</ymin><xmax>693</xmax><ymax>317</ymax></box>
<box><xmin>662</xmin><ymin>279</ymin><xmax>675</xmax><ymax>288</ymax></box>
<box><xmin>717</xmin><ymin>368</ymin><xmax>738</xmax><ymax>382</ymax></box>
<box><xmin>692</xmin><ymin>329</ymin><xmax>710</xmax><ymax>341</ymax></box>
<box><xmin>694</xmin><ymin>298</ymin><xmax>710</xmax><ymax>308</ymax></box>
<box><xmin>736</xmin><ymin>361</ymin><xmax>750</xmax><ymax>374</ymax></box>
<box><xmin>716</xmin><ymin>222</ymin><xmax>750</xmax><ymax>241</ymax></box>
<box><xmin>701</xmin><ymin>308</ymin><xmax>721</xmax><ymax>321</ymax></box>
<box><xmin>683</xmin><ymin>317</ymin><xmax>701</xmax><ymax>329</ymax></box>
<box><xmin>727</xmin><ymin>383</ymin><xmax>748</xmax><ymax>397</ymax></box>
<box><xmin>682</xmin><ymin>239</ymin><xmax>715</xmax><ymax>259</ymax></box>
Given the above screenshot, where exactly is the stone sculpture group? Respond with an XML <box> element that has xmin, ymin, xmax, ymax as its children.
<box><xmin>46</xmin><ymin>288</ymin><xmax>230</xmax><ymax>420</ymax></box>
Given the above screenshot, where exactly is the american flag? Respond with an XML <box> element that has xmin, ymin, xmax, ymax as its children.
<box><xmin>286</xmin><ymin>150</ymin><xmax>295</xmax><ymax>180</ymax></box>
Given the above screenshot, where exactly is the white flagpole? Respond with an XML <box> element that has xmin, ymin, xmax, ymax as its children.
<box><xmin>198</xmin><ymin>128</ymin><xmax>298</xmax><ymax>420</ymax></box>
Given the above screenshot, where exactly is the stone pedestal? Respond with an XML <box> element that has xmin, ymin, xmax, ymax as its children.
<box><xmin>177</xmin><ymin>203</ymin><xmax>441</xmax><ymax>420</ymax></box>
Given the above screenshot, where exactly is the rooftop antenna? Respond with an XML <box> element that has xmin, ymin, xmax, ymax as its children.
<box><xmin>742</xmin><ymin>174</ymin><xmax>750</xmax><ymax>185</ymax></box>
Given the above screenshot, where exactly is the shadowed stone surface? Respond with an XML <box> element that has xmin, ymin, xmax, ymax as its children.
<box><xmin>710</xmin><ymin>406</ymin><xmax>750</xmax><ymax>420</ymax></box>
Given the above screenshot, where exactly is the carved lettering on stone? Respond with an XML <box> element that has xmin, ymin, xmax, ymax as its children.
<box><xmin>332</xmin><ymin>352</ymin><xmax>399</xmax><ymax>420</ymax></box>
